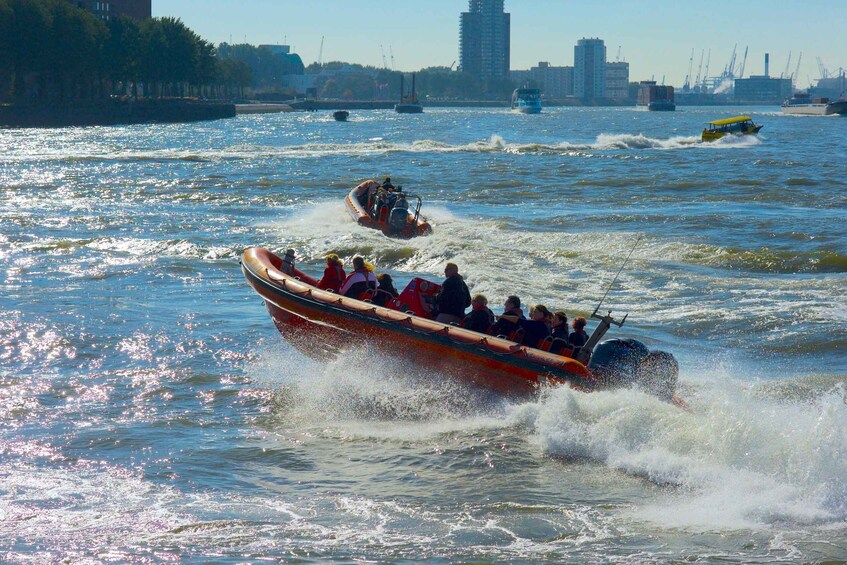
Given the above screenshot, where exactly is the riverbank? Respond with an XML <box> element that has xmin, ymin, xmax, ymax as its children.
<box><xmin>0</xmin><ymin>99</ymin><xmax>235</xmax><ymax>128</ymax></box>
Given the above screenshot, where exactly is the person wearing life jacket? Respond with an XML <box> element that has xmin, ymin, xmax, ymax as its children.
<box><xmin>317</xmin><ymin>253</ymin><xmax>346</xmax><ymax>293</ymax></box>
<box><xmin>381</xmin><ymin>177</ymin><xmax>395</xmax><ymax>192</ymax></box>
<box><xmin>339</xmin><ymin>256</ymin><xmax>377</xmax><ymax>299</ymax></box>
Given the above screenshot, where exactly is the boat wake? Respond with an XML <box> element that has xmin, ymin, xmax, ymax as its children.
<box><xmin>519</xmin><ymin>374</ymin><xmax>847</xmax><ymax>531</ymax></box>
<box><xmin>248</xmin><ymin>340</ymin><xmax>847</xmax><ymax>532</ymax></box>
<box><xmin>7</xmin><ymin>133</ymin><xmax>750</xmax><ymax>163</ymax></box>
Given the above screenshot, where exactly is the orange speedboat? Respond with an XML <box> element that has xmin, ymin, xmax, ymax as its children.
<box><xmin>345</xmin><ymin>180</ymin><xmax>432</xmax><ymax>238</ymax></box>
<box><xmin>241</xmin><ymin>247</ymin><xmax>684</xmax><ymax>404</ymax></box>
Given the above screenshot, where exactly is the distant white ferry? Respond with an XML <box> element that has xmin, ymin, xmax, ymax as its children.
<box><xmin>781</xmin><ymin>92</ymin><xmax>847</xmax><ymax>116</ymax></box>
<box><xmin>511</xmin><ymin>88</ymin><xmax>542</xmax><ymax>114</ymax></box>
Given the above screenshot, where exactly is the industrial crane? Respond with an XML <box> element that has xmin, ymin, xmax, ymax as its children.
<box><xmin>792</xmin><ymin>52</ymin><xmax>803</xmax><ymax>87</ymax></box>
<box><xmin>738</xmin><ymin>46</ymin><xmax>748</xmax><ymax>78</ymax></box>
<box><xmin>684</xmin><ymin>48</ymin><xmax>694</xmax><ymax>90</ymax></box>
<box><xmin>318</xmin><ymin>36</ymin><xmax>324</xmax><ymax>66</ymax></box>
<box><xmin>782</xmin><ymin>51</ymin><xmax>792</xmax><ymax>78</ymax></box>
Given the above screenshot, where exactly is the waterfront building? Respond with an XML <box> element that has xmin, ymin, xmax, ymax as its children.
<box><xmin>510</xmin><ymin>63</ymin><xmax>573</xmax><ymax>99</ymax></box>
<box><xmin>605</xmin><ymin>61</ymin><xmax>629</xmax><ymax>101</ymax></box>
<box><xmin>67</xmin><ymin>0</ymin><xmax>151</xmax><ymax>20</ymax></box>
<box><xmin>574</xmin><ymin>38</ymin><xmax>606</xmax><ymax>100</ymax></box>
<box><xmin>734</xmin><ymin>75</ymin><xmax>792</xmax><ymax>104</ymax></box>
<box><xmin>459</xmin><ymin>0</ymin><xmax>511</xmax><ymax>84</ymax></box>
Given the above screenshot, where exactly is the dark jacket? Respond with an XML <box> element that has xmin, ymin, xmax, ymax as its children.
<box><xmin>518</xmin><ymin>318</ymin><xmax>551</xmax><ymax>347</ymax></box>
<box><xmin>490</xmin><ymin>307</ymin><xmax>525</xmax><ymax>337</ymax></box>
<box><xmin>551</xmin><ymin>324</ymin><xmax>569</xmax><ymax>341</ymax></box>
<box><xmin>372</xmin><ymin>279</ymin><xmax>399</xmax><ymax>307</ymax></box>
<box><xmin>463</xmin><ymin>307</ymin><xmax>495</xmax><ymax>334</ymax></box>
<box><xmin>436</xmin><ymin>274</ymin><xmax>471</xmax><ymax>318</ymax></box>
<box><xmin>569</xmin><ymin>329</ymin><xmax>589</xmax><ymax>348</ymax></box>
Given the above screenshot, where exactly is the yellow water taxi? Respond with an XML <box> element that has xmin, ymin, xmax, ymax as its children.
<box><xmin>701</xmin><ymin>115</ymin><xmax>763</xmax><ymax>142</ymax></box>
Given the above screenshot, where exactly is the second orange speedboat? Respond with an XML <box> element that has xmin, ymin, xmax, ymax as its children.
<box><xmin>345</xmin><ymin>180</ymin><xmax>432</xmax><ymax>238</ymax></box>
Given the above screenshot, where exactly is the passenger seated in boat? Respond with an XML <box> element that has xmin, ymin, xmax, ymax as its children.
<box><xmin>434</xmin><ymin>262</ymin><xmax>472</xmax><ymax>325</ymax></box>
<box><xmin>490</xmin><ymin>295</ymin><xmax>524</xmax><ymax>337</ymax></box>
<box><xmin>354</xmin><ymin>180</ymin><xmax>380</xmax><ymax>208</ymax></box>
<box><xmin>317</xmin><ymin>253</ymin><xmax>346</xmax><ymax>293</ymax></box>
<box><xmin>372</xmin><ymin>273</ymin><xmax>399</xmax><ymax>306</ymax></box>
<box><xmin>382</xmin><ymin>177</ymin><xmax>395</xmax><ymax>191</ymax></box>
<box><xmin>281</xmin><ymin>249</ymin><xmax>296</xmax><ymax>274</ymax></box>
<box><xmin>339</xmin><ymin>256</ymin><xmax>377</xmax><ymax>299</ymax></box>
<box><xmin>512</xmin><ymin>304</ymin><xmax>552</xmax><ymax>347</ymax></box>
<box><xmin>551</xmin><ymin>311</ymin><xmax>569</xmax><ymax>340</ymax></box>
<box><xmin>568</xmin><ymin>317</ymin><xmax>589</xmax><ymax>348</ymax></box>
<box><xmin>463</xmin><ymin>293</ymin><xmax>495</xmax><ymax>334</ymax></box>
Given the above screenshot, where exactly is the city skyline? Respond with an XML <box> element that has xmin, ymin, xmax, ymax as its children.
<box><xmin>153</xmin><ymin>0</ymin><xmax>846</xmax><ymax>89</ymax></box>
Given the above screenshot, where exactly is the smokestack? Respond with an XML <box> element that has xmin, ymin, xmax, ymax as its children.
<box><xmin>765</xmin><ymin>53</ymin><xmax>769</xmax><ymax>77</ymax></box>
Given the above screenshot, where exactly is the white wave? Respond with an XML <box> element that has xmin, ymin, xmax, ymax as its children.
<box><xmin>517</xmin><ymin>378</ymin><xmax>847</xmax><ymax>531</ymax></box>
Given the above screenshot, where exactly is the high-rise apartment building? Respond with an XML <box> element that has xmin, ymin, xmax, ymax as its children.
<box><xmin>459</xmin><ymin>0</ymin><xmax>511</xmax><ymax>84</ymax></box>
<box><xmin>605</xmin><ymin>61</ymin><xmax>630</xmax><ymax>101</ymax></box>
<box><xmin>574</xmin><ymin>38</ymin><xmax>606</xmax><ymax>100</ymax></box>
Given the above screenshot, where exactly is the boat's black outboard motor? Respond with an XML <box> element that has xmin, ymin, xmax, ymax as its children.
<box><xmin>388</xmin><ymin>193</ymin><xmax>409</xmax><ymax>231</ymax></box>
<box><xmin>636</xmin><ymin>350</ymin><xmax>679</xmax><ymax>402</ymax></box>
<box><xmin>588</xmin><ymin>338</ymin><xmax>650</xmax><ymax>387</ymax></box>
<box><xmin>588</xmin><ymin>339</ymin><xmax>679</xmax><ymax>401</ymax></box>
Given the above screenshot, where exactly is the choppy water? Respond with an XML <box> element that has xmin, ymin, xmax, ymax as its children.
<box><xmin>1</xmin><ymin>107</ymin><xmax>846</xmax><ymax>563</ymax></box>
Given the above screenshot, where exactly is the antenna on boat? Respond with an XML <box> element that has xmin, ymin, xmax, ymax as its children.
<box><xmin>576</xmin><ymin>235</ymin><xmax>642</xmax><ymax>364</ymax></box>
<box><xmin>591</xmin><ymin>234</ymin><xmax>642</xmax><ymax>321</ymax></box>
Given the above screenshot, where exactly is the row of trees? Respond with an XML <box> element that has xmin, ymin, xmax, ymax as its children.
<box><xmin>303</xmin><ymin>62</ymin><xmax>517</xmax><ymax>101</ymax></box>
<box><xmin>0</xmin><ymin>0</ymin><xmax>252</xmax><ymax>104</ymax></box>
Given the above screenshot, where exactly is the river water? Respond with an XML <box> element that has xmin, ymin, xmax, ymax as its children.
<box><xmin>1</xmin><ymin>107</ymin><xmax>846</xmax><ymax>563</ymax></box>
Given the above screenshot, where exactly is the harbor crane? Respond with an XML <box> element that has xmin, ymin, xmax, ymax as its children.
<box><xmin>380</xmin><ymin>45</ymin><xmax>388</xmax><ymax>69</ymax></box>
<box><xmin>389</xmin><ymin>45</ymin><xmax>396</xmax><ymax>71</ymax></box>
<box><xmin>738</xmin><ymin>46</ymin><xmax>748</xmax><ymax>78</ymax></box>
<box><xmin>817</xmin><ymin>56</ymin><xmax>829</xmax><ymax>79</ymax></box>
<box><xmin>703</xmin><ymin>49</ymin><xmax>711</xmax><ymax>88</ymax></box>
<box><xmin>695</xmin><ymin>49</ymin><xmax>705</xmax><ymax>89</ymax></box>
<box><xmin>792</xmin><ymin>52</ymin><xmax>803</xmax><ymax>86</ymax></box>
<box><xmin>782</xmin><ymin>51</ymin><xmax>792</xmax><ymax>78</ymax></box>
<box><xmin>684</xmin><ymin>48</ymin><xmax>694</xmax><ymax>90</ymax></box>
<box><xmin>726</xmin><ymin>44</ymin><xmax>738</xmax><ymax>79</ymax></box>
<box><xmin>318</xmin><ymin>36</ymin><xmax>324</xmax><ymax>66</ymax></box>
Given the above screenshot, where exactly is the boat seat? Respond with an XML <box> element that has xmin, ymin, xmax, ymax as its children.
<box><xmin>358</xmin><ymin>288</ymin><xmax>377</xmax><ymax>302</ymax></box>
<box><xmin>537</xmin><ymin>336</ymin><xmax>554</xmax><ymax>351</ymax></box>
<box><xmin>548</xmin><ymin>338</ymin><xmax>572</xmax><ymax>356</ymax></box>
<box><xmin>506</xmin><ymin>328</ymin><xmax>525</xmax><ymax>344</ymax></box>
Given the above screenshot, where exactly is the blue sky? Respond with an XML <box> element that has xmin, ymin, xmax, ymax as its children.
<box><xmin>154</xmin><ymin>1</ymin><xmax>846</xmax><ymax>88</ymax></box>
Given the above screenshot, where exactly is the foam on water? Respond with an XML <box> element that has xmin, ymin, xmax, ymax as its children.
<box><xmin>516</xmin><ymin>376</ymin><xmax>847</xmax><ymax>531</ymax></box>
<box><xmin>2</xmin><ymin>132</ymin><xmax>760</xmax><ymax>163</ymax></box>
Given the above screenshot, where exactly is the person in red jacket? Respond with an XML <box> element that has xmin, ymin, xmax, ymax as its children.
<box><xmin>317</xmin><ymin>253</ymin><xmax>346</xmax><ymax>292</ymax></box>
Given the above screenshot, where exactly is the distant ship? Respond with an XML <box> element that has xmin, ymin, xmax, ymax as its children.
<box><xmin>781</xmin><ymin>92</ymin><xmax>847</xmax><ymax>116</ymax></box>
<box><xmin>637</xmin><ymin>81</ymin><xmax>675</xmax><ymax>111</ymax></box>
<box><xmin>395</xmin><ymin>74</ymin><xmax>423</xmax><ymax>114</ymax></box>
<box><xmin>510</xmin><ymin>87</ymin><xmax>542</xmax><ymax>114</ymax></box>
